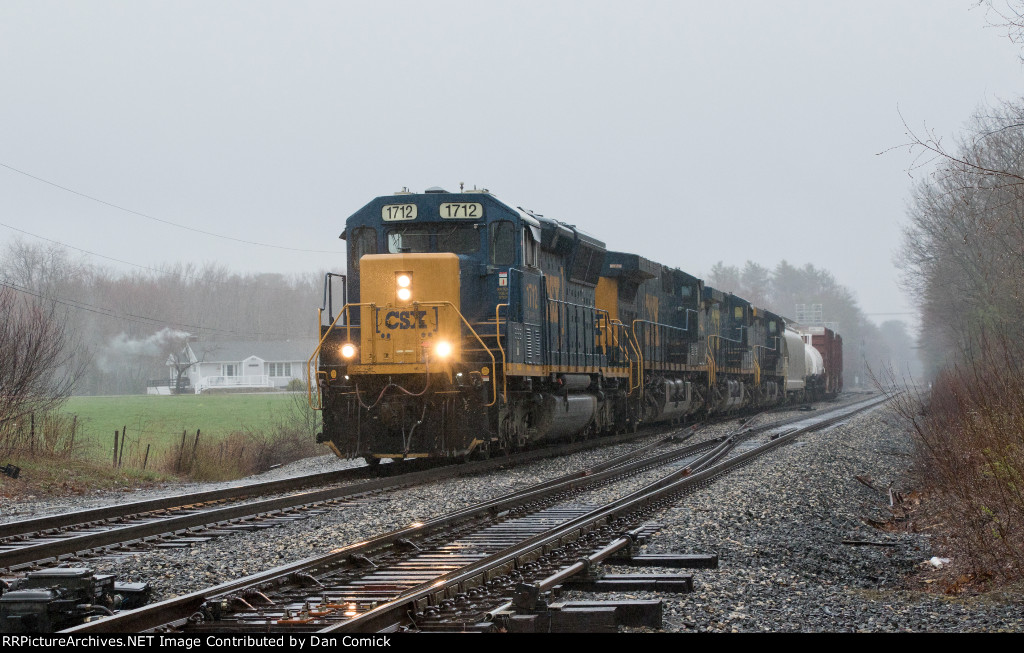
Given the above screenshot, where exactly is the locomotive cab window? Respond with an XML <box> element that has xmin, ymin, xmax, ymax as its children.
<box><xmin>489</xmin><ymin>221</ymin><xmax>515</xmax><ymax>266</ymax></box>
<box><xmin>387</xmin><ymin>224</ymin><xmax>480</xmax><ymax>255</ymax></box>
<box><xmin>350</xmin><ymin>227</ymin><xmax>378</xmax><ymax>264</ymax></box>
<box><xmin>438</xmin><ymin>224</ymin><xmax>480</xmax><ymax>254</ymax></box>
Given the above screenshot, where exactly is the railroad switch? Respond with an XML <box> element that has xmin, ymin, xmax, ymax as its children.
<box><xmin>606</xmin><ymin>552</ymin><xmax>719</xmax><ymax>569</ymax></box>
<box><xmin>394</xmin><ymin>538</ymin><xmax>422</xmax><ymax>551</ymax></box>
<box><xmin>493</xmin><ymin>599</ymin><xmax>663</xmax><ymax>633</ymax></box>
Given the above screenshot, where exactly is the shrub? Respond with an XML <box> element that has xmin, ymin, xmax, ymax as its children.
<box><xmin>886</xmin><ymin>342</ymin><xmax>1024</xmax><ymax>583</ymax></box>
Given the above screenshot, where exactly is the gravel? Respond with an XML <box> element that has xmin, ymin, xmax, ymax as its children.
<box><xmin>5</xmin><ymin>394</ymin><xmax>1020</xmax><ymax>632</ymax></box>
<box><xmin>561</xmin><ymin>401</ymin><xmax>1024</xmax><ymax>632</ymax></box>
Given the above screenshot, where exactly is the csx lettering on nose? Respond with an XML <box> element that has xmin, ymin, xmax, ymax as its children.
<box><xmin>384</xmin><ymin>310</ymin><xmax>428</xmax><ymax>329</ymax></box>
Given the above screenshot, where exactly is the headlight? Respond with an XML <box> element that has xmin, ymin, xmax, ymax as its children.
<box><xmin>396</xmin><ymin>272</ymin><xmax>412</xmax><ymax>302</ymax></box>
<box><xmin>434</xmin><ymin>341</ymin><xmax>452</xmax><ymax>358</ymax></box>
<box><xmin>340</xmin><ymin>343</ymin><xmax>357</xmax><ymax>359</ymax></box>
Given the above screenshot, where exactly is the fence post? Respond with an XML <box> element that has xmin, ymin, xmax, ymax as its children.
<box><xmin>177</xmin><ymin>430</ymin><xmax>186</xmax><ymax>472</ymax></box>
<box><xmin>191</xmin><ymin>429</ymin><xmax>201</xmax><ymax>471</ymax></box>
<box><xmin>113</xmin><ymin>430</ymin><xmax>119</xmax><ymax>467</ymax></box>
<box><xmin>118</xmin><ymin>424</ymin><xmax>127</xmax><ymax>468</ymax></box>
<box><xmin>142</xmin><ymin>443</ymin><xmax>150</xmax><ymax>471</ymax></box>
<box><xmin>30</xmin><ymin>413</ymin><xmax>35</xmax><ymax>455</ymax></box>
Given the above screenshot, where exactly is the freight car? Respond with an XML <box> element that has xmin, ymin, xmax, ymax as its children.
<box><xmin>309</xmin><ymin>188</ymin><xmax>840</xmax><ymax>463</ymax></box>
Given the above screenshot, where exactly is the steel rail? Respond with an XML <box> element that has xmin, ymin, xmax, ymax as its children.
<box><xmin>61</xmin><ymin>425</ymin><xmax>726</xmax><ymax>633</ymax></box>
<box><xmin>0</xmin><ymin>467</ymin><xmax>373</xmax><ymax>539</ymax></box>
<box><xmin>325</xmin><ymin>395</ymin><xmax>888</xmax><ymax>633</ymax></box>
<box><xmin>63</xmin><ymin>396</ymin><xmax>881</xmax><ymax>633</ymax></box>
<box><xmin>2</xmin><ymin>426</ymin><xmax>672</xmax><ymax>569</ymax></box>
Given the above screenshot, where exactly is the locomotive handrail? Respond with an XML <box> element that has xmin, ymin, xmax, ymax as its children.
<box><xmin>308</xmin><ymin>303</ymin><xmax>363</xmax><ymax>410</ymax></box>
<box><xmin>595</xmin><ymin>314</ymin><xmax>631</xmax><ymax>371</ymax></box>
<box><xmin>427</xmin><ymin>300</ymin><xmax>497</xmax><ymax>407</ymax></box>
<box><xmin>319</xmin><ymin>273</ymin><xmax>347</xmax><ymax>324</ymax></box>
<box><xmin>706</xmin><ymin>333</ymin><xmax>745</xmax><ymax>386</ymax></box>
<box><xmin>544</xmin><ymin>296</ymin><xmax>612</xmax><ymax>368</ymax></box>
<box><xmin>495</xmin><ymin>303</ymin><xmax>508</xmax><ymax>403</ymax></box>
<box><xmin>706</xmin><ymin>343</ymin><xmax>717</xmax><ymax>386</ymax></box>
<box><xmin>752</xmin><ymin>337</ymin><xmax>781</xmax><ymax>387</ymax></box>
<box><xmin>613</xmin><ymin>319</ymin><xmax>640</xmax><ymax>395</ymax></box>
<box><xmin>308</xmin><ymin>301</ymin><xmax>497</xmax><ymax>409</ymax></box>
<box><xmin>628</xmin><ymin>317</ymin><xmax>700</xmax><ymax>400</ymax></box>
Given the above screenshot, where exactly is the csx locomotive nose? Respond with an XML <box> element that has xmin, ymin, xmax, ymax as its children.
<box><xmin>356</xmin><ymin>252</ymin><xmax>461</xmax><ymax>368</ymax></box>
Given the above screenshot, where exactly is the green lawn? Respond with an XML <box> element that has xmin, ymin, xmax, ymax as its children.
<box><xmin>60</xmin><ymin>393</ymin><xmax>310</xmax><ymax>463</ymax></box>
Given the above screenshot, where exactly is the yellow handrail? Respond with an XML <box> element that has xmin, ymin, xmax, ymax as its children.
<box><xmin>707</xmin><ymin>335</ymin><xmax>718</xmax><ymax>387</ymax></box>
<box><xmin>495</xmin><ymin>303</ymin><xmax>508</xmax><ymax>404</ymax></box>
<box><xmin>307</xmin><ymin>303</ymin><xmax>360</xmax><ymax>410</ymax></box>
<box><xmin>618</xmin><ymin>319</ymin><xmax>643</xmax><ymax>396</ymax></box>
<box><xmin>308</xmin><ymin>300</ymin><xmax>498</xmax><ymax>410</ymax></box>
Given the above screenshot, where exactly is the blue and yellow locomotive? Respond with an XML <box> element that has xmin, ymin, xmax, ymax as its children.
<box><xmin>309</xmin><ymin>187</ymin><xmax>797</xmax><ymax>463</ymax></box>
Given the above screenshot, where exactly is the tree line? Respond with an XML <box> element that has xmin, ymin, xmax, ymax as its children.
<box><xmin>887</xmin><ymin>0</ymin><xmax>1024</xmax><ymax>584</ymax></box>
<box><xmin>704</xmin><ymin>260</ymin><xmax>919</xmax><ymax>387</ymax></box>
<box><xmin>0</xmin><ymin>238</ymin><xmax>324</xmax><ymax>396</ymax></box>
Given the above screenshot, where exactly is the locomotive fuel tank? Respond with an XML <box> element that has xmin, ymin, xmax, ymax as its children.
<box><xmin>534</xmin><ymin>393</ymin><xmax>598</xmax><ymax>440</ymax></box>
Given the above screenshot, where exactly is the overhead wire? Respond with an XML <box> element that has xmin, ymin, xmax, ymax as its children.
<box><xmin>0</xmin><ymin>280</ymin><xmax>308</xmax><ymax>340</ymax></box>
<box><xmin>0</xmin><ymin>161</ymin><xmax>335</xmax><ymax>341</ymax></box>
<box><xmin>0</xmin><ymin>220</ymin><xmax>336</xmax><ymax>289</ymax></box>
<box><xmin>0</xmin><ymin>161</ymin><xmax>342</xmax><ymax>254</ymax></box>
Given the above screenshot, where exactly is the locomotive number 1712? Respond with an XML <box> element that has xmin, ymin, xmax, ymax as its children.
<box><xmin>440</xmin><ymin>202</ymin><xmax>483</xmax><ymax>219</ymax></box>
<box><xmin>382</xmin><ymin>204</ymin><xmax>417</xmax><ymax>221</ymax></box>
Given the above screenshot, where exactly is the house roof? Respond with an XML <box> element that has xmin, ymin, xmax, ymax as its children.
<box><xmin>186</xmin><ymin>340</ymin><xmax>318</xmax><ymax>364</ymax></box>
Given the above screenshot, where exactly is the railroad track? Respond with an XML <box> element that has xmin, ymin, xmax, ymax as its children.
<box><xmin>65</xmin><ymin>394</ymin><xmax>887</xmax><ymax>633</ymax></box>
<box><xmin>0</xmin><ymin>398</ymin><xmax>832</xmax><ymax>571</ymax></box>
<box><xmin>0</xmin><ymin>425</ymin><xmax>680</xmax><ymax>570</ymax></box>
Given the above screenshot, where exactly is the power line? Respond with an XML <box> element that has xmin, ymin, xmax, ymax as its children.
<box><xmin>0</xmin><ymin>280</ymin><xmax>308</xmax><ymax>340</ymax></box>
<box><xmin>1</xmin><ymin>220</ymin><xmax>186</xmax><ymax>277</ymax></box>
<box><xmin>0</xmin><ymin>220</ymin><xmax>331</xmax><ymax>288</ymax></box>
<box><xmin>0</xmin><ymin>161</ymin><xmax>341</xmax><ymax>254</ymax></box>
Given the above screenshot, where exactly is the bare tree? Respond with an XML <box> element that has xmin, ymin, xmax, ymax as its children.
<box><xmin>898</xmin><ymin>101</ymin><xmax>1024</xmax><ymax>371</ymax></box>
<box><xmin>0</xmin><ymin>285</ymin><xmax>88</xmax><ymax>455</ymax></box>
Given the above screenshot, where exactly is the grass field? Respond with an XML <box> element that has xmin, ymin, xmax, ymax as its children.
<box><xmin>60</xmin><ymin>393</ymin><xmax>312</xmax><ymax>464</ymax></box>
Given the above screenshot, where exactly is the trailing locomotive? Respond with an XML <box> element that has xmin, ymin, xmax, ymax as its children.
<box><xmin>309</xmin><ymin>188</ymin><xmax>842</xmax><ymax>463</ymax></box>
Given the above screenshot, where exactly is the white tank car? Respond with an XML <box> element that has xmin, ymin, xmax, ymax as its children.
<box><xmin>784</xmin><ymin>328</ymin><xmax>807</xmax><ymax>391</ymax></box>
<box><xmin>785</xmin><ymin>327</ymin><xmax>825</xmax><ymax>397</ymax></box>
<box><xmin>805</xmin><ymin>339</ymin><xmax>824</xmax><ymax>376</ymax></box>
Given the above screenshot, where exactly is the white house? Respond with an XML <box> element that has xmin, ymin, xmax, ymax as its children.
<box><xmin>166</xmin><ymin>340</ymin><xmax>317</xmax><ymax>394</ymax></box>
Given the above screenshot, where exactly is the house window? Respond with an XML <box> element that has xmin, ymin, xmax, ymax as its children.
<box><xmin>268</xmin><ymin>363</ymin><xmax>292</xmax><ymax>377</ymax></box>
<box><xmin>223</xmin><ymin>364</ymin><xmax>238</xmax><ymax>376</ymax></box>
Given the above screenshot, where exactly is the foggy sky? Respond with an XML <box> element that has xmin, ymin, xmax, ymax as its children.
<box><xmin>2</xmin><ymin>1</ymin><xmax>1022</xmax><ymax>330</ymax></box>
